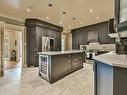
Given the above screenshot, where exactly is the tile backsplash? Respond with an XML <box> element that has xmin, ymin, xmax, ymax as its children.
<box><xmin>80</xmin><ymin>43</ymin><xmax>116</xmax><ymax>51</ymax></box>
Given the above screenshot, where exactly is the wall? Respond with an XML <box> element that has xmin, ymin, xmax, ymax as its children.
<box><xmin>66</xmin><ymin>33</ymin><xmax>72</xmax><ymax>50</ymax></box>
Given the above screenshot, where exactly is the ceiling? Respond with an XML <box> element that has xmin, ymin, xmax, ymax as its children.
<box><xmin>0</xmin><ymin>0</ymin><xmax>114</xmax><ymax>32</ymax></box>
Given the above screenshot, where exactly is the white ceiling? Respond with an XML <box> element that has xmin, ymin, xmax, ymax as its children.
<box><xmin>0</xmin><ymin>0</ymin><xmax>114</xmax><ymax>32</ymax></box>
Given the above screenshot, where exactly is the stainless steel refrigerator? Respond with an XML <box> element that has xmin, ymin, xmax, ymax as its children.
<box><xmin>42</xmin><ymin>36</ymin><xmax>54</xmax><ymax>51</ymax></box>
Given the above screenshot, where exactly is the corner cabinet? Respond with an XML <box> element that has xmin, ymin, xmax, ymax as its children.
<box><xmin>25</xmin><ymin>19</ymin><xmax>63</xmax><ymax>67</ymax></box>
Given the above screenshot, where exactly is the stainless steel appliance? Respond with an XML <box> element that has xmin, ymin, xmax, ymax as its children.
<box><xmin>42</xmin><ymin>36</ymin><xmax>54</xmax><ymax>51</ymax></box>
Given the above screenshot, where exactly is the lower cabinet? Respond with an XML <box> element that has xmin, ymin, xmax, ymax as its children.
<box><xmin>72</xmin><ymin>53</ymin><xmax>83</xmax><ymax>71</ymax></box>
<box><xmin>51</xmin><ymin>55</ymin><xmax>66</xmax><ymax>82</ymax></box>
<box><xmin>50</xmin><ymin>53</ymin><xmax>83</xmax><ymax>83</ymax></box>
<box><xmin>39</xmin><ymin>52</ymin><xmax>83</xmax><ymax>83</ymax></box>
<box><xmin>64</xmin><ymin>54</ymin><xmax>72</xmax><ymax>75</ymax></box>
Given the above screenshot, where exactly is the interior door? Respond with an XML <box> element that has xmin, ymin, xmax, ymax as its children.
<box><xmin>0</xmin><ymin>21</ymin><xmax>5</xmax><ymax>76</ymax></box>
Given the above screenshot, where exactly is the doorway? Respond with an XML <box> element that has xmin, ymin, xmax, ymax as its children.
<box><xmin>3</xmin><ymin>30</ymin><xmax>22</xmax><ymax>70</ymax></box>
<box><xmin>0</xmin><ymin>22</ymin><xmax>26</xmax><ymax>77</ymax></box>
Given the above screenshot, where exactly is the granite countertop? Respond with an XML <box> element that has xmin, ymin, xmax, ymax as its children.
<box><xmin>94</xmin><ymin>51</ymin><xmax>127</xmax><ymax>68</ymax></box>
<box><xmin>37</xmin><ymin>50</ymin><xmax>84</xmax><ymax>55</ymax></box>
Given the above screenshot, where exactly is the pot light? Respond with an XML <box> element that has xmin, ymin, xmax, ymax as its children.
<box><xmin>27</xmin><ymin>8</ymin><xmax>30</xmax><ymax>12</ymax></box>
<box><xmin>62</xmin><ymin>12</ymin><xmax>66</xmax><ymax>14</ymax></box>
<box><xmin>80</xmin><ymin>21</ymin><xmax>83</xmax><ymax>24</ymax></box>
<box><xmin>27</xmin><ymin>5</ymin><xmax>34</xmax><ymax>13</ymax></box>
<box><xmin>46</xmin><ymin>17</ymin><xmax>50</xmax><ymax>20</ymax></box>
<box><xmin>60</xmin><ymin>21</ymin><xmax>62</xmax><ymax>25</ymax></box>
<box><xmin>97</xmin><ymin>17</ymin><xmax>99</xmax><ymax>20</ymax></box>
<box><xmin>68</xmin><ymin>25</ymin><xmax>71</xmax><ymax>28</ymax></box>
<box><xmin>90</xmin><ymin>9</ymin><xmax>93</xmax><ymax>13</ymax></box>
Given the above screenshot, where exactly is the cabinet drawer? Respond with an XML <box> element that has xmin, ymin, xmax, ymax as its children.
<box><xmin>72</xmin><ymin>61</ymin><xmax>83</xmax><ymax>70</ymax></box>
<box><xmin>72</xmin><ymin>53</ymin><xmax>83</xmax><ymax>59</ymax></box>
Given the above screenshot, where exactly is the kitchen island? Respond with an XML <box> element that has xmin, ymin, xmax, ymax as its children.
<box><xmin>37</xmin><ymin>50</ymin><xmax>84</xmax><ymax>83</ymax></box>
<box><xmin>94</xmin><ymin>51</ymin><xmax>127</xmax><ymax>95</ymax></box>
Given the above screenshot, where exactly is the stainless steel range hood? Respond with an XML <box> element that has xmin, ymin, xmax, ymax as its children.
<box><xmin>108</xmin><ymin>33</ymin><xmax>119</xmax><ymax>38</ymax></box>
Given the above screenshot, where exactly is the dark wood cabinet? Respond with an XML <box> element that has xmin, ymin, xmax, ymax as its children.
<box><xmin>51</xmin><ymin>55</ymin><xmax>66</xmax><ymax>82</ymax></box>
<box><xmin>39</xmin><ymin>52</ymin><xmax>84</xmax><ymax>83</ymax></box>
<box><xmin>72</xmin><ymin>53</ymin><xmax>83</xmax><ymax>71</ymax></box>
<box><xmin>64</xmin><ymin>54</ymin><xmax>72</xmax><ymax>75</ymax></box>
<box><xmin>108</xmin><ymin>19</ymin><xmax>116</xmax><ymax>34</ymax></box>
<box><xmin>72</xmin><ymin>21</ymin><xmax>115</xmax><ymax>49</ymax></box>
<box><xmin>25</xmin><ymin>19</ymin><xmax>63</xmax><ymax>67</ymax></box>
<box><xmin>72</xmin><ymin>32</ymin><xmax>79</xmax><ymax>49</ymax></box>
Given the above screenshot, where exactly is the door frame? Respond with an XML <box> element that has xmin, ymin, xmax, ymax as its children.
<box><xmin>0</xmin><ymin>21</ymin><xmax>5</xmax><ymax>76</ymax></box>
<box><xmin>0</xmin><ymin>21</ymin><xmax>27</xmax><ymax>76</ymax></box>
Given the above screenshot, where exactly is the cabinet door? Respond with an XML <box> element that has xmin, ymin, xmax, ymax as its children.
<box><xmin>64</xmin><ymin>54</ymin><xmax>72</xmax><ymax>74</ymax></box>
<box><xmin>72</xmin><ymin>53</ymin><xmax>83</xmax><ymax>71</ymax></box>
<box><xmin>47</xmin><ymin>29</ymin><xmax>53</xmax><ymax>37</ymax></box>
<box><xmin>36</xmin><ymin>26</ymin><xmax>47</xmax><ymax>36</ymax></box>
<box><xmin>29</xmin><ymin>34</ymin><xmax>37</xmax><ymax>66</ymax></box>
<box><xmin>54</xmin><ymin>38</ymin><xmax>61</xmax><ymax>51</ymax></box>
<box><xmin>72</xmin><ymin>32</ymin><xmax>79</xmax><ymax>49</ymax></box>
<box><xmin>51</xmin><ymin>55</ymin><xmax>66</xmax><ymax>82</ymax></box>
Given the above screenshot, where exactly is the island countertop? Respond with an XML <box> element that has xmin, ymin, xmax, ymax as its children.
<box><xmin>94</xmin><ymin>51</ymin><xmax>127</xmax><ymax>68</ymax></box>
<box><xmin>37</xmin><ymin>50</ymin><xmax>84</xmax><ymax>55</ymax></box>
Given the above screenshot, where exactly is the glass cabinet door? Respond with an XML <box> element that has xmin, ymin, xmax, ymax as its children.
<box><xmin>119</xmin><ymin>0</ymin><xmax>127</xmax><ymax>23</ymax></box>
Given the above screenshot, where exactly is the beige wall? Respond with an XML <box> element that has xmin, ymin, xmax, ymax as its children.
<box><xmin>66</xmin><ymin>33</ymin><xmax>72</xmax><ymax>50</ymax></box>
<box><xmin>62</xmin><ymin>32</ymin><xmax>72</xmax><ymax>50</ymax></box>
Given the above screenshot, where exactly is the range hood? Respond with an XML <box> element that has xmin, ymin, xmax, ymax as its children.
<box><xmin>108</xmin><ymin>33</ymin><xmax>119</xmax><ymax>38</ymax></box>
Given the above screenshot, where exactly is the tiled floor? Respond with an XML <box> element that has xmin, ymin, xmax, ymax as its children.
<box><xmin>4</xmin><ymin>60</ymin><xmax>21</xmax><ymax>70</ymax></box>
<box><xmin>0</xmin><ymin>63</ymin><xmax>94</xmax><ymax>95</ymax></box>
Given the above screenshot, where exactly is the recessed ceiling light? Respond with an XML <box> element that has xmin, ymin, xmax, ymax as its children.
<box><xmin>46</xmin><ymin>17</ymin><xmax>50</xmax><ymax>19</ymax></box>
<box><xmin>90</xmin><ymin>9</ymin><xmax>93</xmax><ymax>13</ymax></box>
<box><xmin>60</xmin><ymin>21</ymin><xmax>62</xmax><ymax>25</ymax></box>
<box><xmin>27</xmin><ymin>8</ymin><xmax>30</xmax><ymax>12</ymax></box>
<box><xmin>48</xmin><ymin>3</ymin><xmax>53</xmax><ymax>7</ymax></box>
<box><xmin>97</xmin><ymin>17</ymin><xmax>99</xmax><ymax>20</ymax></box>
<box><xmin>80</xmin><ymin>21</ymin><xmax>83</xmax><ymax>24</ymax></box>
<box><xmin>72</xmin><ymin>18</ymin><xmax>76</xmax><ymax>20</ymax></box>
<box><xmin>62</xmin><ymin>12</ymin><xmax>66</xmax><ymax>14</ymax></box>
<box><xmin>68</xmin><ymin>25</ymin><xmax>71</xmax><ymax>28</ymax></box>
<box><xmin>27</xmin><ymin>5</ymin><xmax>34</xmax><ymax>13</ymax></box>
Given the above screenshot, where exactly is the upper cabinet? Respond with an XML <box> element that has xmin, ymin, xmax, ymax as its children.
<box><xmin>25</xmin><ymin>19</ymin><xmax>63</xmax><ymax>67</ymax></box>
<box><xmin>71</xmin><ymin>21</ymin><xmax>115</xmax><ymax>49</ymax></box>
<box><xmin>115</xmin><ymin>0</ymin><xmax>127</xmax><ymax>32</ymax></box>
